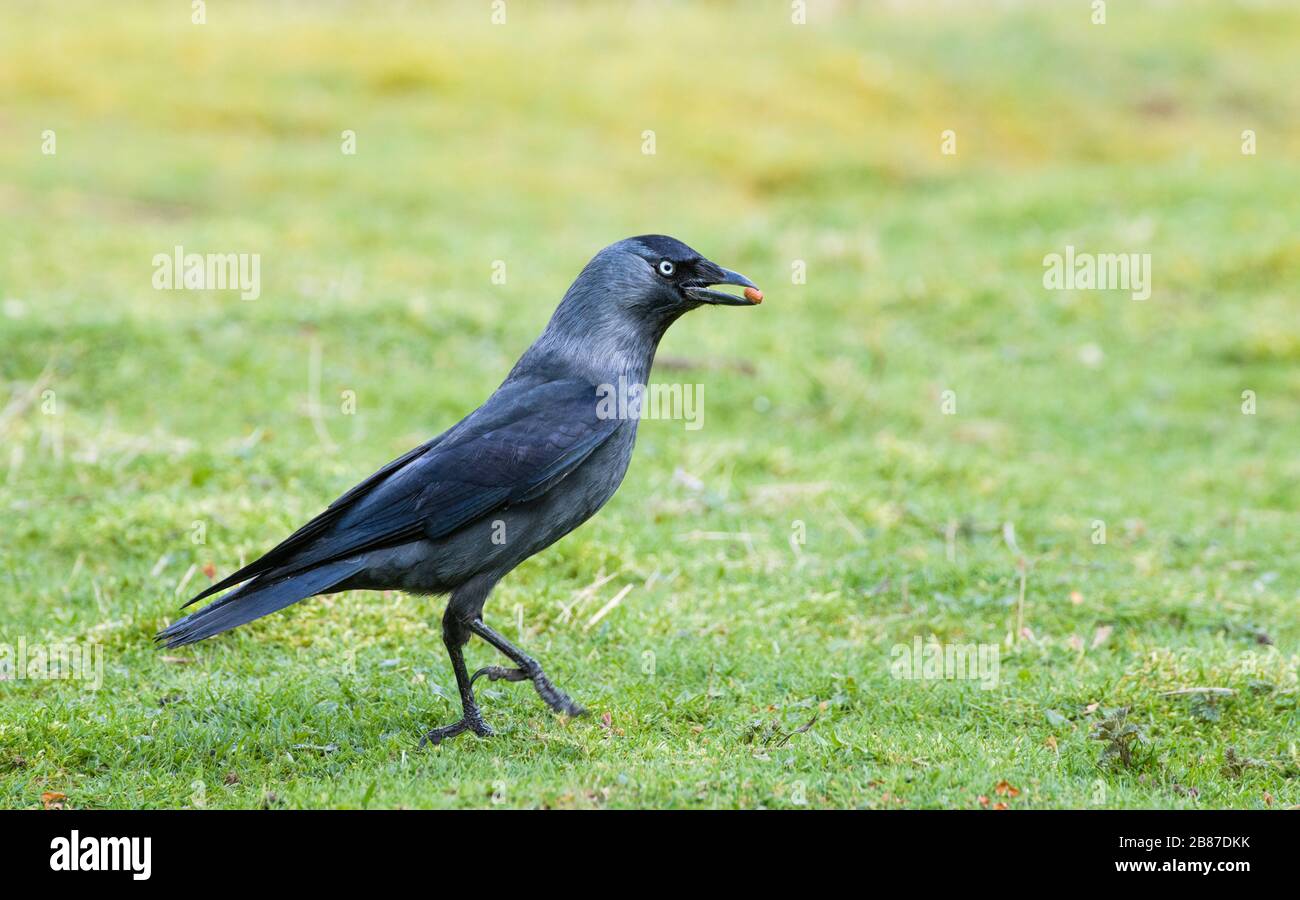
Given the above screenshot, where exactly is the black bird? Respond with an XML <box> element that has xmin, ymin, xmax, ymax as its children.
<box><xmin>156</xmin><ymin>235</ymin><xmax>762</xmax><ymax>745</ymax></box>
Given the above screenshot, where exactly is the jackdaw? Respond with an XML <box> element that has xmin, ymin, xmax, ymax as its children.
<box><xmin>156</xmin><ymin>235</ymin><xmax>763</xmax><ymax>744</ymax></box>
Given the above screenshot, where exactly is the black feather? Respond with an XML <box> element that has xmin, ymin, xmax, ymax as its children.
<box><xmin>157</xmin><ymin>558</ymin><xmax>367</xmax><ymax>647</ymax></box>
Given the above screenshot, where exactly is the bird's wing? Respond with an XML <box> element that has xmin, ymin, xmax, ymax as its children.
<box><xmin>185</xmin><ymin>377</ymin><xmax>620</xmax><ymax>606</ymax></box>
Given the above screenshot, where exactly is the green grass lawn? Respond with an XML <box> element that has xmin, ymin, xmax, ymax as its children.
<box><xmin>1</xmin><ymin>0</ymin><xmax>1297</xmax><ymax>809</ymax></box>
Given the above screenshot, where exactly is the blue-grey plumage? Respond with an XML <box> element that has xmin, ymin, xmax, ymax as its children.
<box><xmin>155</xmin><ymin>235</ymin><xmax>761</xmax><ymax>743</ymax></box>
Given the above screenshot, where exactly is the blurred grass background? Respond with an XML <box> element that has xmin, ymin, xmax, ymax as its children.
<box><xmin>0</xmin><ymin>0</ymin><xmax>1297</xmax><ymax>808</ymax></box>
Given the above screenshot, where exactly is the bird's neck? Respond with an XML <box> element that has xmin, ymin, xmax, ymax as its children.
<box><xmin>515</xmin><ymin>323</ymin><xmax>660</xmax><ymax>388</ymax></box>
<box><xmin>521</xmin><ymin>302</ymin><xmax>676</xmax><ymax>387</ymax></box>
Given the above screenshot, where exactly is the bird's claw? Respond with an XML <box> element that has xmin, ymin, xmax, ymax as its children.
<box><xmin>532</xmin><ymin>672</ymin><xmax>586</xmax><ymax>718</ymax></box>
<box><xmin>419</xmin><ymin>714</ymin><xmax>494</xmax><ymax>747</ymax></box>
<box><xmin>471</xmin><ymin>664</ymin><xmax>585</xmax><ymax>717</ymax></box>
<box><xmin>470</xmin><ymin>665</ymin><xmax>530</xmax><ymax>686</ymax></box>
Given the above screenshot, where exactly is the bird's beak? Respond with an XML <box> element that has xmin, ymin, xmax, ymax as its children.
<box><xmin>684</xmin><ymin>263</ymin><xmax>764</xmax><ymax>306</ymax></box>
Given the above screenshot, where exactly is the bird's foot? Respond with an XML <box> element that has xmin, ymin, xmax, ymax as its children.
<box><xmin>471</xmin><ymin>663</ymin><xmax>585</xmax><ymax>717</ymax></box>
<box><xmin>470</xmin><ymin>665</ymin><xmax>531</xmax><ymax>685</ymax></box>
<box><xmin>419</xmin><ymin>713</ymin><xmax>494</xmax><ymax>747</ymax></box>
<box><xmin>532</xmin><ymin>672</ymin><xmax>586</xmax><ymax>718</ymax></box>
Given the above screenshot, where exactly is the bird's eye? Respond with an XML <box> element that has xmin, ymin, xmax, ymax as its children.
<box><xmin>657</xmin><ymin>260</ymin><xmax>675</xmax><ymax>277</ymax></box>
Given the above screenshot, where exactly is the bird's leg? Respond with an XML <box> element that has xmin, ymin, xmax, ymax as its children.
<box><xmin>419</xmin><ymin>614</ymin><xmax>495</xmax><ymax>747</ymax></box>
<box><xmin>467</xmin><ymin>618</ymin><xmax>586</xmax><ymax>717</ymax></box>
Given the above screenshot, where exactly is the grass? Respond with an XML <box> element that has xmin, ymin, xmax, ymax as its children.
<box><xmin>1</xmin><ymin>0</ymin><xmax>1297</xmax><ymax>809</ymax></box>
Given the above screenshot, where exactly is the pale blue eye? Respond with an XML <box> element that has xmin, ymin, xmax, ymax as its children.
<box><xmin>658</xmin><ymin>260</ymin><xmax>675</xmax><ymax>276</ymax></box>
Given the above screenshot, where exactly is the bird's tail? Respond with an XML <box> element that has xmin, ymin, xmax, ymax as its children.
<box><xmin>154</xmin><ymin>558</ymin><xmax>366</xmax><ymax>648</ymax></box>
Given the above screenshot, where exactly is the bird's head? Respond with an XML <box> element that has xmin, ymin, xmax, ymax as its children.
<box><xmin>608</xmin><ymin>234</ymin><xmax>763</xmax><ymax>315</ymax></box>
<box><xmin>536</xmin><ymin>235</ymin><xmax>762</xmax><ymax>372</ymax></box>
<box><xmin>555</xmin><ymin>235</ymin><xmax>761</xmax><ymax>332</ymax></box>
